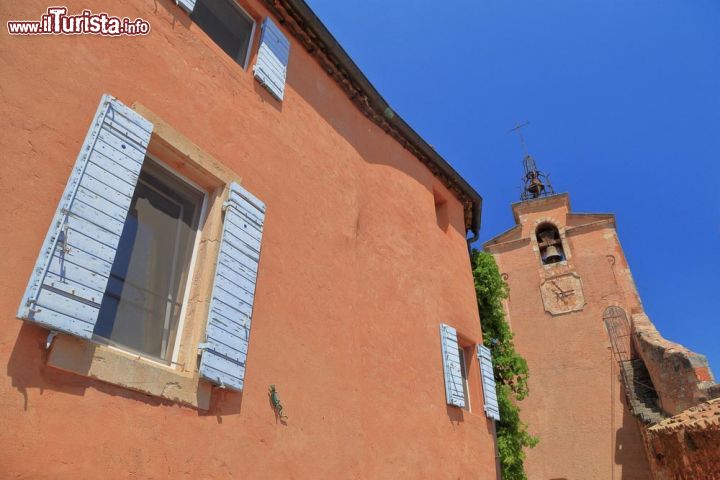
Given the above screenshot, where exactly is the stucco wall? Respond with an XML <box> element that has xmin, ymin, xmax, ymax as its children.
<box><xmin>486</xmin><ymin>196</ymin><xmax>651</xmax><ymax>479</ymax></box>
<box><xmin>0</xmin><ymin>1</ymin><xmax>496</xmax><ymax>478</ymax></box>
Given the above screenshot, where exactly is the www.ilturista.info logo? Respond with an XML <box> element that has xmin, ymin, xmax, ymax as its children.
<box><xmin>7</xmin><ymin>7</ymin><xmax>150</xmax><ymax>36</ymax></box>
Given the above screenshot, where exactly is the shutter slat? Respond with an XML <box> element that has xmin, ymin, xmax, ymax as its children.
<box><xmin>221</xmin><ymin>230</ymin><xmax>261</xmax><ymax>264</ymax></box>
<box><xmin>88</xmin><ymin>150</ymin><xmax>140</xmax><ymax>183</ymax></box>
<box><xmin>35</xmin><ymin>288</ymin><xmax>100</xmax><ymax>322</ymax></box>
<box><xmin>257</xmin><ymin>45</ymin><xmax>288</xmax><ymax>78</ymax></box>
<box><xmin>210</xmin><ymin>302</ymin><xmax>249</xmax><ymax>329</ymax></box>
<box><xmin>44</xmin><ymin>271</ymin><xmax>104</xmax><ymax>304</ymax></box>
<box><xmin>84</xmin><ymin>160</ymin><xmax>137</xmax><ymax>195</ymax></box>
<box><xmin>223</xmin><ymin>225</ymin><xmax>261</xmax><ymax>256</ymax></box>
<box><xmin>63</xmin><ymin>225</ymin><xmax>116</xmax><ymax>263</ymax></box>
<box><xmin>29</xmin><ymin>307</ymin><xmax>95</xmax><ymax>338</ymax></box>
<box><xmin>47</xmin><ymin>255</ymin><xmax>110</xmax><ymax>295</ymax></box>
<box><xmin>225</xmin><ymin>214</ymin><xmax>263</xmax><ymax>243</ymax></box>
<box><xmin>64</xmin><ymin>215</ymin><xmax>120</xmax><ymax>249</ymax></box>
<box><xmin>104</xmin><ymin>102</ymin><xmax>153</xmax><ymax>136</ymax></box>
<box><xmin>96</xmin><ymin>131</ymin><xmax>146</xmax><ymax>164</ymax></box>
<box><xmin>69</xmin><ymin>201</ymin><xmax>125</xmax><ymax>237</ymax></box>
<box><xmin>219</xmin><ymin>243</ymin><xmax>259</xmax><ymax>274</ymax></box>
<box><xmin>74</xmin><ymin>187</ymin><xmax>131</xmax><ymax>227</ymax></box>
<box><xmin>203</xmin><ymin>352</ymin><xmax>246</xmax><ymax>381</ymax></box>
<box><xmin>199</xmin><ymin>182</ymin><xmax>265</xmax><ymax>391</ymax></box>
<box><xmin>215</xmin><ymin>265</ymin><xmax>253</xmax><ymax>296</ymax></box>
<box><xmin>206</xmin><ymin>323</ymin><xmax>249</xmax><ymax>351</ymax></box>
<box><xmin>17</xmin><ymin>94</ymin><xmax>152</xmax><ymax>338</ymax></box>
<box><xmin>215</xmin><ymin>262</ymin><xmax>256</xmax><ymax>295</ymax></box>
<box><xmin>440</xmin><ymin>324</ymin><xmax>466</xmax><ymax>408</ymax></box>
<box><xmin>78</xmin><ymin>175</ymin><xmax>133</xmax><ymax>210</ymax></box>
<box><xmin>228</xmin><ymin>185</ymin><xmax>265</xmax><ymax>213</ymax></box>
<box><xmin>253</xmin><ymin>18</ymin><xmax>290</xmax><ymax>101</ymax></box>
<box><xmin>477</xmin><ymin>345</ymin><xmax>501</xmax><ymax>421</ymax></box>
<box><xmin>207</xmin><ymin>310</ymin><xmax>250</xmax><ymax>340</ymax></box>
<box><xmin>102</xmin><ymin>111</ymin><xmax>152</xmax><ymax>147</ymax></box>
<box><xmin>214</xmin><ymin>285</ymin><xmax>253</xmax><ymax>315</ymax></box>
<box><xmin>229</xmin><ymin>198</ymin><xmax>265</xmax><ymax>226</ymax></box>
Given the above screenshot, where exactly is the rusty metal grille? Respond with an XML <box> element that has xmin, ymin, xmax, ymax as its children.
<box><xmin>603</xmin><ymin>306</ymin><xmax>663</xmax><ymax>422</ymax></box>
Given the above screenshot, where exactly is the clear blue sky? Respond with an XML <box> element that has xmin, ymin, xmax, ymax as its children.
<box><xmin>306</xmin><ymin>0</ymin><xmax>720</xmax><ymax>370</ymax></box>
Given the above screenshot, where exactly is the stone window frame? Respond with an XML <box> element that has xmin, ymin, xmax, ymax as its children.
<box><xmin>47</xmin><ymin>103</ymin><xmax>241</xmax><ymax>410</ymax></box>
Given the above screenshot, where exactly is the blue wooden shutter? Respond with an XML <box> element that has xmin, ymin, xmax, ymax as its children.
<box><xmin>253</xmin><ymin>17</ymin><xmax>290</xmax><ymax>101</ymax></box>
<box><xmin>17</xmin><ymin>94</ymin><xmax>153</xmax><ymax>339</ymax></box>
<box><xmin>440</xmin><ymin>324</ymin><xmax>466</xmax><ymax>408</ymax></box>
<box><xmin>176</xmin><ymin>0</ymin><xmax>196</xmax><ymax>13</ymax></box>
<box><xmin>478</xmin><ymin>345</ymin><xmax>501</xmax><ymax>420</ymax></box>
<box><xmin>199</xmin><ymin>182</ymin><xmax>265</xmax><ymax>390</ymax></box>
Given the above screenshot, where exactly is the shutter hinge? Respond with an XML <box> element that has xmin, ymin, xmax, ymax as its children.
<box><xmin>222</xmin><ymin>201</ymin><xmax>238</xmax><ymax>213</ymax></box>
<box><xmin>198</xmin><ymin>342</ymin><xmax>210</xmax><ymax>351</ymax></box>
<box><xmin>26</xmin><ymin>299</ymin><xmax>41</xmax><ymax>319</ymax></box>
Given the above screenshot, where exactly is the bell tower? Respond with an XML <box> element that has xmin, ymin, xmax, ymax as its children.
<box><xmin>484</xmin><ymin>145</ymin><xmax>652</xmax><ymax>479</ymax></box>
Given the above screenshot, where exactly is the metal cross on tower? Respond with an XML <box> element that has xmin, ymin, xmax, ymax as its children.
<box><xmin>508</xmin><ymin>122</ymin><xmax>556</xmax><ymax>201</ymax></box>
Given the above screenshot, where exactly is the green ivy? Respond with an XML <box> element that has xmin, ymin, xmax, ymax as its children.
<box><xmin>472</xmin><ymin>250</ymin><xmax>539</xmax><ymax>480</ymax></box>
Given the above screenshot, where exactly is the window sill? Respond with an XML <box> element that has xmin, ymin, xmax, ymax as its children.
<box><xmin>542</xmin><ymin>260</ymin><xmax>568</xmax><ymax>268</ymax></box>
<box><xmin>47</xmin><ymin>333</ymin><xmax>212</xmax><ymax>410</ymax></box>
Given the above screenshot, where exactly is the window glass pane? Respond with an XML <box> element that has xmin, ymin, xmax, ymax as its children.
<box><xmin>458</xmin><ymin>347</ymin><xmax>470</xmax><ymax>409</ymax></box>
<box><xmin>191</xmin><ymin>0</ymin><xmax>254</xmax><ymax>66</ymax></box>
<box><xmin>94</xmin><ymin>160</ymin><xmax>203</xmax><ymax>361</ymax></box>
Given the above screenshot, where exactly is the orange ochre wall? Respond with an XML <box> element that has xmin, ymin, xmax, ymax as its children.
<box><xmin>488</xmin><ymin>197</ymin><xmax>652</xmax><ymax>479</ymax></box>
<box><xmin>0</xmin><ymin>1</ymin><xmax>497</xmax><ymax>478</ymax></box>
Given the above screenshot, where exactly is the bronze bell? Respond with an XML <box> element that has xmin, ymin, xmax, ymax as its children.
<box><xmin>543</xmin><ymin>245</ymin><xmax>563</xmax><ymax>264</ymax></box>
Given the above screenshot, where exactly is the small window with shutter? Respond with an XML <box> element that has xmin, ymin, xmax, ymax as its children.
<box><xmin>253</xmin><ymin>17</ymin><xmax>290</xmax><ymax>101</ymax></box>
<box><xmin>187</xmin><ymin>0</ymin><xmax>257</xmax><ymax>69</ymax></box>
<box><xmin>440</xmin><ymin>324</ymin><xmax>466</xmax><ymax>409</ymax></box>
<box><xmin>477</xmin><ymin>344</ymin><xmax>501</xmax><ymax>421</ymax></box>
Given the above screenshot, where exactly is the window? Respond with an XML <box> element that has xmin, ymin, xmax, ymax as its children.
<box><xmin>458</xmin><ymin>346</ymin><xmax>471</xmax><ymax>410</ymax></box>
<box><xmin>536</xmin><ymin>223</ymin><xmax>565</xmax><ymax>265</ymax></box>
<box><xmin>18</xmin><ymin>94</ymin><xmax>268</xmax><ymax>408</ymax></box>
<box><xmin>440</xmin><ymin>324</ymin><xmax>500</xmax><ymax>418</ymax></box>
<box><xmin>191</xmin><ymin>0</ymin><xmax>255</xmax><ymax>68</ymax></box>
<box><xmin>93</xmin><ymin>160</ymin><xmax>205</xmax><ymax>363</ymax></box>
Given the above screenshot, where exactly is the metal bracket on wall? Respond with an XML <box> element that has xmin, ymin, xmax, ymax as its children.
<box><xmin>45</xmin><ymin>331</ymin><xmax>58</xmax><ymax>350</ymax></box>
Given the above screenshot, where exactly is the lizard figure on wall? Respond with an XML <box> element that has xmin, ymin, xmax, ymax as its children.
<box><xmin>269</xmin><ymin>384</ymin><xmax>287</xmax><ymax>420</ymax></box>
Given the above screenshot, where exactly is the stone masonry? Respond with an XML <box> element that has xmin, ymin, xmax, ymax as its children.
<box><xmin>643</xmin><ymin>398</ymin><xmax>720</xmax><ymax>479</ymax></box>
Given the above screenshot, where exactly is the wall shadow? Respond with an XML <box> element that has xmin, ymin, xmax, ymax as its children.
<box><xmin>200</xmin><ymin>387</ymin><xmax>244</xmax><ymax>422</ymax></box>
<box><xmin>253</xmin><ymin>81</ymin><xmax>284</xmax><ymax>113</ymax></box>
<box><xmin>614</xmin><ymin>384</ymin><xmax>653</xmax><ymax>479</ymax></box>
<box><xmin>7</xmin><ymin>323</ymin><xmax>87</xmax><ymax>410</ymax></box>
<box><xmin>153</xmin><ymin>0</ymin><xmax>192</xmax><ymax>29</ymax></box>
<box><xmin>6</xmin><ymin>323</ymin><xmax>211</xmax><ymax>412</ymax></box>
<box><xmin>446</xmin><ymin>405</ymin><xmax>465</xmax><ymax>425</ymax></box>
<box><xmin>285</xmin><ymin>50</ymin><xmax>466</xmax><ymax>238</ymax></box>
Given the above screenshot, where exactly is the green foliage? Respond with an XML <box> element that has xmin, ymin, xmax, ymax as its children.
<box><xmin>471</xmin><ymin>250</ymin><xmax>538</xmax><ymax>480</ymax></box>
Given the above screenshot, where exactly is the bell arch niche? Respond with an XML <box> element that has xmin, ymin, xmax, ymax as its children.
<box><xmin>536</xmin><ymin>223</ymin><xmax>566</xmax><ymax>265</ymax></box>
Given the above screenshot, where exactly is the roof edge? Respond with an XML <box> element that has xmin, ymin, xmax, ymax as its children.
<box><xmin>483</xmin><ymin>224</ymin><xmax>522</xmax><ymax>249</ymax></box>
<box><xmin>264</xmin><ymin>0</ymin><xmax>482</xmax><ymax>237</ymax></box>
